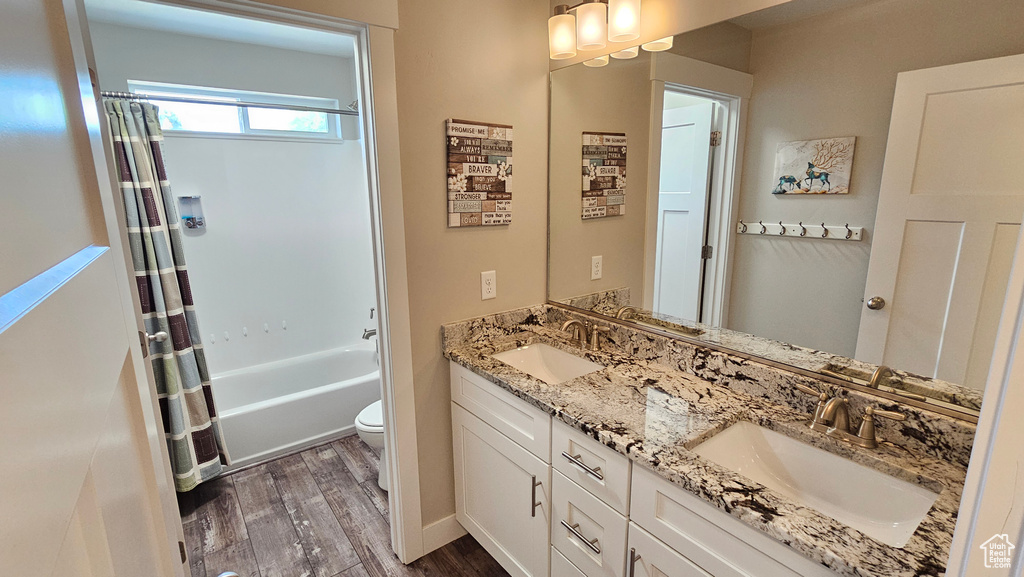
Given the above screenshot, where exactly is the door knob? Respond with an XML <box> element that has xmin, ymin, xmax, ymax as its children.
<box><xmin>866</xmin><ymin>297</ymin><xmax>886</xmax><ymax>310</ymax></box>
<box><xmin>147</xmin><ymin>331</ymin><xmax>169</xmax><ymax>343</ymax></box>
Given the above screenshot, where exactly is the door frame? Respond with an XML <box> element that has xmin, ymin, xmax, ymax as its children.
<box><xmin>642</xmin><ymin>53</ymin><xmax>752</xmax><ymax>327</ymax></box>
<box><xmin>64</xmin><ymin>0</ymin><xmax>427</xmax><ymax>564</ymax></box>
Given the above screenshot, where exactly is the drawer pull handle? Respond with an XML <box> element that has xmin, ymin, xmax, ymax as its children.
<box><xmin>560</xmin><ymin>520</ymin><xmax>601</xmax><ymax>554</ymax></box>
<box><xmin>628</xmin><ymin>547</ymin><xmax>640</xmax><ymax>577</ymax></box>
<box><xmin>562</xmin><ymin>452</ymin><xmax>604</xmax><ymax>480</ymax></box>
<box><xmin>531</xmin><ymin>476</ymin><xmax>542</xmax><ymax>517</ymax></box>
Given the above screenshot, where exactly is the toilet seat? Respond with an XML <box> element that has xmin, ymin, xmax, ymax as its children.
<box><xmin>356</xmin><ymin>400</ymin><xmax>384</xmax><ymax>432</ymax></box>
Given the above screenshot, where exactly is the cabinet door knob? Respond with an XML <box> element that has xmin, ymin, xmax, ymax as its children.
<box><xmin>866</xmin><ymin>296</ymin><xmax>886</xmax><ymax>310</ymax></box>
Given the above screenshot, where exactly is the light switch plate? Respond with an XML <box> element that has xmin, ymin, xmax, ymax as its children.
<box><xmin>481</xmin><ymin>270</ymin><xmax>497</xmax><ymax>300</ymax></box>
<box><xmin>591</xmin><ymin>256</ymin><xmax>603</xmax><ymax>280</ymax></box>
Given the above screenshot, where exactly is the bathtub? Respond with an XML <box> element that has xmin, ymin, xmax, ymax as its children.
<box><xmin>212</xmin><ymin>341</ymin><xmax>381</xmax><ymax>469</ymax></box>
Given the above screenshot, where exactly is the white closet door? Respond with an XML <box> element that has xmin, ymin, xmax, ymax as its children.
<box><xmin>652</xmin><ymin>101</ymin><xmax>714</xmax><ymax>322</ymax></box>
<box><xmin>856</xmin><ymin>53</ymin><xmax>1024</xmax><ymax>390</ymax></box>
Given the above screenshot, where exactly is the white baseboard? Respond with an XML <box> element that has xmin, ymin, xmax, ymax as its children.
<box><xmin>421</xmin><ymin>514</ymin><xmax>467</xmax><ymax>554</ymax></box>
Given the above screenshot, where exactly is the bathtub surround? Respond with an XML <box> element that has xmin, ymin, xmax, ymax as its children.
<box><xmin>105</xmin><ymin>100</ymin><xmax>229</xmax><ymax>490</ymax></box>
<box><xmin>442</xmin><ymin>303</ymin><xmax>975</xmax><ymax>575</ymax></box>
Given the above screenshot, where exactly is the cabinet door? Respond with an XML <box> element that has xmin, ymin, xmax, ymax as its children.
<box><xmin>627</xmin><ymin>523</ymin><xmax>712</xmax><ymax>577</ymax></box>
<box><xmin>453</xmin><ymin>403</ymin><xmax>550</xmax><ymax>577</ymax></box>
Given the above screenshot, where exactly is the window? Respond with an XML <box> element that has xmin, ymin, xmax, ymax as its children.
<box><xmin>128</xmin><ymin>81</ymin><xmax>343</xmax><ymax>139</ymax></box>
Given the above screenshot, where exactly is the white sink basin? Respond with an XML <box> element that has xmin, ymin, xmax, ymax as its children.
<box><xmin>692</xmin><ymin>421</ymin><xmax>939</xmax><ymax>548</ymax></box>
<box><xmin>491</xmin><ymin>343</ymin><xmax>603</xmax><ymax>385</ymax></box>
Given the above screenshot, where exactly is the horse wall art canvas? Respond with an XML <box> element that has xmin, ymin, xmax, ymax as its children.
<box><xmin>771</xmin><ymin>137</ymin><xmax>856</xmax><ymax>195</ymax></box>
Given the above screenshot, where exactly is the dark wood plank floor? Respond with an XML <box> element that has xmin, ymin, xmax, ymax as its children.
<box><xmin>179</xmin><ymin>435</ymin><xmax>509</xmax><ymax>577</ymax></box>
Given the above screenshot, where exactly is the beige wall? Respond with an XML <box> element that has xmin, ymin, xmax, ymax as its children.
<box><xmin>548</xmin><ymin>55</ymin><xmax>653</xmax><ymax>303</ymax></box>
<box><xmin>727</xmin><ymin>0</ymin><xmax>1024</xmax><ymax>357</ymax></box>
<box><xmin>668</xmin><ymin>21</ymin><xmax>752</xmax><ymax>73</ymax></box>
<box><xmin>393</xmin><ymin>0</ymin><xmax>551</xmax><ymax>526</ymax></box>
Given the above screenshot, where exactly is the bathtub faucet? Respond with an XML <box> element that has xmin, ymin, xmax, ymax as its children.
<box><xmin>362</xmin><ymin>328</ymin><xmax>377</xmax><ymax>340</ymax></box>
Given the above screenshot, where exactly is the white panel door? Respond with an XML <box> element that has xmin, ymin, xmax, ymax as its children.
<box><xmin>856</xmin><ymin>54</ymin><xmax>1024</xmax><ymax>390</ymax></box>
<box><xmin>452</xmin><ymin>403</ymin><xmax>551</xmax><ymax>577</ymax></box>
<box><xmin>0</xmin><ymin>0</ymin><xmax>183</xmax><ymax>575</ymax></box>
<box><xmin>653</xmin><ymin>101</ymin><xmax>714</xmax><ymax>322</ymax></box>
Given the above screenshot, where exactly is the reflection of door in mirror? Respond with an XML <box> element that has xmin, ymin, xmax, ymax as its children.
<box><xmin>651</xmin><ymin>96</ymin><xmax>714</xmax><ymax>322</ymax></box>
<box><xmin>857</xmin><ymin>56</ymin><xmax>1024</xmax><ymax>392</ymax></box>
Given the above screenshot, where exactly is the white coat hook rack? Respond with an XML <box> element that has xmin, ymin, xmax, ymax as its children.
<box><xmin>736</xmin><ymin>220</ymin><xmax>863</xmax><ymax>241</ymax></box>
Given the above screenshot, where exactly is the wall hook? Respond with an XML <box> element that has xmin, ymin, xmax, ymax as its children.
<box><xmin>778</xmin><ymin>221</ymin><xmax>785</xmax><ymax>235</ymax></box>
<box><xmin>799</xmin><ymin>222</ymin><xmax>807</xmax><ymax>237</ymax></box>
<box><xmin>739</xmin><ymin>220</ymin><xmax>748</xmax><ymax>233</ymax></box>
<box><xmin>759</xmin><ymin>220</ymin><xmax>766</xmax><ymax>234</ymax></box>
<box><xmin>821</xmin><ymin>222</ymin><xmax>829</xmax><ymax>238</ymax></box>
<box><xmin>845</xmin><ymin>223</ymin><xmax>853</xmax><ymax>239</ymax></box>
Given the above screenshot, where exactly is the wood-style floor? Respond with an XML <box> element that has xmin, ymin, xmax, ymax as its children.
<box><xmin>179</xmin><ymin>435</ymin><xmax>509</xmax><ymax>577</ymax></box>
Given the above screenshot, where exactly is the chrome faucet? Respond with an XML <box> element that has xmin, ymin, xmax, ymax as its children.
<box><xmin>362</xmin><ymin>328</ymin><xmax>377</xmax><ymax>340</ymax></box>
<box><xmin>867</xmin><ymin>365</ymin><xmax>894</xmax><ymax>389</ymax></box>
<box><xmin>561</xmin><ymin>319</ymin><xmax>587</xmax><ymax>347</ymax></box>
<box><xmin>796</xmin><ymin>384</ymin><xmax>905</xmax><ymax>448</ymax></box>
<box><xmin>615</xmin><ymin>306</ymin><xmax>638</xmax><ymax>320</ymax></box>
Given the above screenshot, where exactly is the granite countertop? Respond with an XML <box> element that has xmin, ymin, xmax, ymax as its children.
<box><xmin>442</xmin><ymin>320</ymin><xmax>964</xmax><ymax>577</ymax></box>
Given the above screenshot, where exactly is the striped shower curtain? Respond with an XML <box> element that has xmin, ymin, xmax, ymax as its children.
<box><xmin>104</xmin><ymin>99</ymin><xmax>230</xmax><ymax>491</ymax></box>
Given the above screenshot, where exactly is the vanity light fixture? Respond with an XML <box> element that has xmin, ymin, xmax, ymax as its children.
<box><xmin>576</xmin><ymin>0</ymin><xmax>608</xmax><ymax>50</ymax></box>
<box><xmin>641</xmin><ymin>36</ymin><xmax>674</xmax><ymax>51</ymax></box>
<box><xmin>548</xmin><ymin>5</ymin><xmax>577</xmax><ymax>59</ymax></box>
<box><xmin>610</xmin><ymin>45</ymin><xmax>639</xmax><ymax>59</ymax></box>
<box><xmin>549</xmin><ymin>0</ymin><xmax>643</xmax><ymax>60</ymax></box>
<box><xmin>583</xmin><ymin>55</ymin><xmax>610</xmax><ymax>67</ymax></box>
<box><xmin>608</xmin><ymin>0</ymin><xmax>641</xmax><ymax>42</ymax></box>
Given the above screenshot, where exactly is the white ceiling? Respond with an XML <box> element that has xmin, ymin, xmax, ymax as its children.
<box><xmin>729</xmin><ymin>0</ymin><xmax>882</xmax><ymax>30</ymax></box>
<box><xmin>83</xmin><ymin>0</ymin><xmax>355</xmax><ymax>57</ymax></box>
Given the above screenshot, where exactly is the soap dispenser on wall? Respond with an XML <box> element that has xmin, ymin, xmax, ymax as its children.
<box><xmin>178</xmin><ymin>196</ymin><xmax>205</xmax><ymax>229</ymax></box>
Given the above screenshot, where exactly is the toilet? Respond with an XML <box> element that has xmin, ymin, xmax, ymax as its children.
<box><xmin>355</xmin><ymin>400</ymin><xmax>388</xmax><ymax>491</ymax></box>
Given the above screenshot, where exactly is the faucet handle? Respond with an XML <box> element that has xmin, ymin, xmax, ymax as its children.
<box><xmin>795</xmin><ymin>383</ymin><xmax>824</xmax><ymax>398</ymax></box>
<box><xmin>855</xmin><ymin>406</ymin><xmax>905</xmax><ymax>448</ymax></box>
<box><xmin>865</xmin><ymin>406</ymin><xmax>906</xmax><ymax>421</ymax></box>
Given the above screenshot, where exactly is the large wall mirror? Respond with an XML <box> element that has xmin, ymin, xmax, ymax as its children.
<box><xmin>548</xmin><ymin>0</ymin><xmax>1024</xmax><ymax>420</ymax></box>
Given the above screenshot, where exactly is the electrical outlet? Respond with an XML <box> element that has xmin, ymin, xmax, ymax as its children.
<box><xmin>591</xmin><ymin>256</ymin><xmax>603</xmax><ymax>280</ymax></box>
<box><xmin>481</xmin><ymin>270</ymin><xmax>497</xmax><ymax>300</ymax></box>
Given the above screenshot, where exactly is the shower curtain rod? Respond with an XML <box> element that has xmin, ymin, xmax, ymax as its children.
<box><xmin>100</xmin><ymin>91</ymin><xmax>359</xmax><ymax>117</ymax></box>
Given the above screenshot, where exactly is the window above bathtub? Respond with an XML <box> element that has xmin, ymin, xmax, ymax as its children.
<box><xmin>127</xmin><ymin>80</ymin><xmax>344</xmax><ymax>140</ymax></box>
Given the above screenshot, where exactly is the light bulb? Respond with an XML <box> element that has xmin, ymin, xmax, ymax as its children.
<box><xmin>610</xmin><ymin>46</ymin><xmax>639</xmax><ymax>59</ymax></box>
<box><xmin>583</xmin><ymin>55</ymin><xmax>610</xmax><ymax>67</ymax></box>
<box><xmin>576</xmin><ymin>1</ymin><xmax>608</xmax><ymax>51</ymax></box>
<box><xmin>608</xmin><ymin>0</ymin><xmax>641</xmax><ymax>42</ymax></box>
<box><xmin>641</xmin><ymin>36</ymin><xmax>673</xmax><ymax>52</ymax></box>
<box><xmin>548</xmin><ymin>11</ymin><xmax>577</xmax><ymax>60</ymax></box>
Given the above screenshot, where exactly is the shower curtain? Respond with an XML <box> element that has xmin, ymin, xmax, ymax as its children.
<box><xmin>104</xmin><ymin>99</ymin><xmax>230</xmax><ymax>491</ymax></box>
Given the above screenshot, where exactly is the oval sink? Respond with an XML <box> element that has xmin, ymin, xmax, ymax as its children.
<box><xmin>692</xmin><ymin>421</ymin><xmax>939</xmax><ymax>548</ymax></box>
<box><xmin>491</xmin><ymin>343</ymin><xmax>603</xmax><ymax>385</ymax></box>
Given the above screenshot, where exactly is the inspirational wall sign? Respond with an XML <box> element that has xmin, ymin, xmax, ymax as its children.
<box><xmin>582</xmin><ymin>131</ymin><xmax>627</xmax><ymax>219</ymax></box>
<box><xmin>446</xmin><ymin>119</ymin><xmax>513</xmax><ymax>227</ymax></box>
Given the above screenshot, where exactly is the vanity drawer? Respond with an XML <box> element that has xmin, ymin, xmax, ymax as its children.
<box><xmin>552</xmin><ymin>546</ymin><xmax>588</xmax><ymax>577</ymax></box>
<box><xmin>552</xmin><ymin>419</ymin><xmax>630</xmax><ymax>515</ymax></box>
<box><xmin>630</xmin><ymin>467</ymin><xmax>833</xmax><ymax>577</ymax></box>
<box><xmin>450</xmin><ymin>361</ymin><xmax>551</xmax><ymax>461</ymax></box>
<box><xmin>552</xmin><ymin>469</ymin><xmax>628</xmax><ymax>577</ymax></box>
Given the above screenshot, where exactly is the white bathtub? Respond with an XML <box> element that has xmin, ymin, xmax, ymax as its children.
<box><xmin>212</xmin><ymin>342</ymin><xmax>381</xmax><ymax>469</ymax></box>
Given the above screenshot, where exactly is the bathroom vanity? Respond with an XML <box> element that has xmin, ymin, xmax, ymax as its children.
<box><xmin>442</xmin><ymin>306</ymin><xmax>970</xmax><ymax>577</ymax></box>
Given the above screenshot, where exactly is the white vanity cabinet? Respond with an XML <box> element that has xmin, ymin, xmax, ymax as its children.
<box><xmin>450</xmin><ymin>363</ymin><xmax>552</xmax><ymax>577</ymax></box>
<box><xmin>450</xmin><ymin>361</ymin><xmax>837</xmax><ymax>577</ymax></box>
<box><xmin>627</xmin><ymin>522</ymin><xmax>713</xmax><ymax>577</ymax></box>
